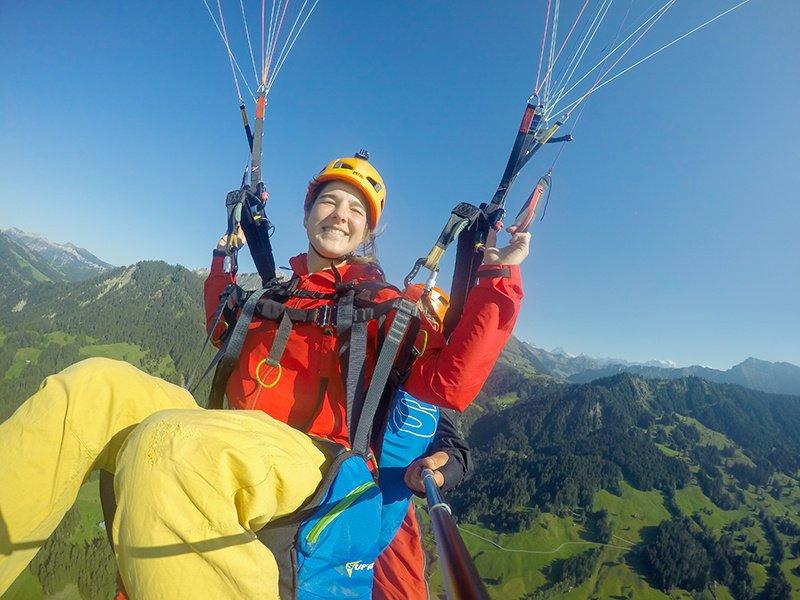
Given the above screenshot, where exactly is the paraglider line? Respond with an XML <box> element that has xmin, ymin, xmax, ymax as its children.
<box><xmin>542</xmin><ymin>0</ymin><xmax>561</xmax><ymax>106</ymax></box>
<box><xmin>268</xmin><ymin>0</ymin><xmax>320</xmax><ymax>92</ymax></box>
<box><xmin>533</xmin><ymin>0</ymin><xmax>552</xmax><ymax>94</ymax></box>
<box><xmin>261</xmin><ymin>0</ymin><xmax>266</xmax><ymax>77</ymax></box>
<box><xmin>548</xmin><ymin>0</ymin><xmax>615</xmax><ymax>117</ymax></box>
<box><xmin>216</xmin><ymin>0</ymin><xmax>244</xmax><ymax>100</ymax></box>
<box><xmin>548</xmin><ymin>0</ymin><xmax>674</xmax><ymax>114</ymax></box>
<box><xmin>269</xmin><ymin>0</ymin><xmax>312</xmax><ymax>82</ymax></box>
<box><xmin>264</xmin><ymin>0</ymin><xmax>290</xmax><ymax>85</ymax></box>
<box><xmin>537</xmin><ymin>0</ymin><xmax>592</xmax><ymax>97</ymax></box>
<box><xmin>557</xmin><ymin>0</ymin><xmax>754</xmax><ymax>117</ymax></box>
<box><xmin>239</xmin><ymin>0</ymin><xmax>260</xmax><ymax>84</ymax></box>
<box><xmin>201</xmin><ymin>0</ymin><xmax>256</xmax><ymax>101</ymax></box>
<box><xmin>547</xmin><ymin>0</ymin><xmax>634</xmax><ymax>172</ymax></box>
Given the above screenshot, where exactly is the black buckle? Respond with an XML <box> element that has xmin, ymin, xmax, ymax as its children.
<box><xmin>314</xmin><ymin>304</ymin><xmax>337</xmax><ymax>329</ymax></box>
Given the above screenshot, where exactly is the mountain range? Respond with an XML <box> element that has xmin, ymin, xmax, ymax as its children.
<box><xmin>523</xmin><ymin>342</ymin><xmax>800</xmax><ymax>396</ymax></box>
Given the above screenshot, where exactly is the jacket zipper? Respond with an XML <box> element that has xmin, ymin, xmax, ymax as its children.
<box><xmin>305</xmin><ymin>481</ymin><xmax>377</xmax><ymax>544</ymax></box>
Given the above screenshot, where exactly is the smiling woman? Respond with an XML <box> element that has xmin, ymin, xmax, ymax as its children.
<box><xmin>302</xmin><ymin>151</ymin><xmax>385</xmax><ymax>270</ymax></box>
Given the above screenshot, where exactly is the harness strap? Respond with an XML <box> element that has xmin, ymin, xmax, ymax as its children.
<box><xmin>266</xmin><ymin>312</ymin><xmax>293</xmax><ymax>368</ymax></box>
<box><xmin>372</xmin><ymin>313</ymin><xmax>421</xmax><ymax>459</ymax></box>
<box><xmin>352</xmin><ymin>298</ymin><xmax>418</xmax><ymax>455</ymax></box>
<box><xmin>279</xmin><ymin>288</ymin><xmax>338</xmax><ymax>300</ymax></box>
<box><xmin>345</xmin><ymin>321</ymin><xmax>368</xmax><ymax>441</ymax></box>
<box><xmin>206</xmin><ymin>287</ymin><xmax>269</xmax><ymax>409</ymax></box>
<box><xmin>186</xmin><ymin>284</ymin><xmax>241</xmax><ymax>394</ymax></box>
<box><xmin>206</xmin><ymin>283</ymin><xmax>239</xmax><ymax>336</ymax></box>
<box><xmin>256</xmin><ymin>296</ymin><xmax>402</xmax><ymax>328</ymax></box>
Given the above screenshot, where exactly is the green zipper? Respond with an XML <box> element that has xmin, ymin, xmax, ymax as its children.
<box><xmin>305</xmin><ymin>481</ymin><xmax>377</xmax><ymax>544</ymax></box>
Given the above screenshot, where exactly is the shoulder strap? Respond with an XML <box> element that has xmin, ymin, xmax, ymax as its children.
<box><xmin>351</xmin><ymin>297</ymin><xmax>419</xmax><ymax>454</ymax></box>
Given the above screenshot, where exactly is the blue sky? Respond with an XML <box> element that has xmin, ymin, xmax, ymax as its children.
<box><xmin>1</xmin><ymin>1</ymin><xmax>797</xmax><ymax>369</ymax></box>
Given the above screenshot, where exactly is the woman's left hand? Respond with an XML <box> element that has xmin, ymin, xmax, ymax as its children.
<box><xmin>215</xmin><ymin>225</ymin><xmax>246</xmax><ymax>253</ymax></box>
<box><xmin>404</xmin><ymin>451</ymin><xmax>449</xmax><ymax>494</ymax></box>
<box><xmin>482</xmin><ymin>226</ymin><xmax>531</xmax><ymax>266</ymax></box>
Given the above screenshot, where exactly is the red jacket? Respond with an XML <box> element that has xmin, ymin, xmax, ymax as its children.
<box><xmin>204</xmin><ymin>253</ymin><xmax>523</xmax><ymax>446</ymax></box>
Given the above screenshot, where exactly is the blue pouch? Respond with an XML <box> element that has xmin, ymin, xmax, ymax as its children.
<box><xmin>376</xmin><ymin>390</ymin><xmax>440</xmax><ymax>552</ymax></box>
<box><xmin>256</xmin><ymin>445</ymin><xmax>383</xmax><ymax>600</ymax></box>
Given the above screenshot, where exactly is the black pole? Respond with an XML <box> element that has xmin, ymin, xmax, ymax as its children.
<box><xmin>422</xmin><ymin>469</ymin><xmax>490</xmax><ymax>600</ymax></box>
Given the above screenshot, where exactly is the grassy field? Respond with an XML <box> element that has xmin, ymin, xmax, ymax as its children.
<box><xmin>68</xmin><ymin>474</ymin><xmax>107</xmax><ymax>547</ymax></box>
<box><xmin>44</xmin><ymin>331</ymin><xmax>77</xmax><ymax>346</ymax></box>
<box><xmin>5</xmin><ymin>347</ymin><xmax>42</xmax><ymax>379</ymax></box>
<box><xmin>422</xmin><ymin>469</ymin><xmax>800</xmax><ymax>599</ymax></box>
<box><xmin>78</xmin><ymin>342</ymin><xmax>145</xmax><ymax>365</ymax></box>
<box><xmin>673</xmin><ymin>485</ymin><xmax>746</xmax><ymax>530</ymax></box>
<box><xmin>491</xmin><ymin>392</ymin><xmax>519</xmax><ymax>409</ymax></box>
<box><xmin>677</xmin><ymin>416</ymin><xmax>753</xmax><ymax>466</ymax></box>
<box><xmin>655</xmin><ymin>443</ymin><xmax>680</xmax><ymax>457</ymax></box>
<box><xmin>3</xmin><ymin>570</ymin><xmax>46</xmax><ymax>600</ymax></box>
<box><xmin>424</xmin><ymin>482</ymin><xmax>681</xmax><ymax>598</ymax></box>
<box><xmin>593</xmin><ymin>483</ymin><xmax>671</xmax><ymax>545</ymax></box>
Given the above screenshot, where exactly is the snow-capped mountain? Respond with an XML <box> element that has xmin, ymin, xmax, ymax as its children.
<box><xmin>3</xmin><ymin>228</ymin><xmax>114</xmax><ymax>282</ymax></box>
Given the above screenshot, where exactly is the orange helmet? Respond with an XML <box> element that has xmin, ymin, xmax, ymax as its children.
<box><xmin>304</xmin><ymin>150</ymin><xmax>386</xmax><ymax>229</ymax></box>
<box><xmin>404</xmin><ymin>284</ymin><xmax>450</xmax><ymax>330</ymax></box>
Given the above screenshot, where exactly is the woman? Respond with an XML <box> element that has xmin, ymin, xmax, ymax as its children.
<box><xmin>0</xmin><ymin>153</ymin><xmax>528</xmax><ymax>598</ymax></box>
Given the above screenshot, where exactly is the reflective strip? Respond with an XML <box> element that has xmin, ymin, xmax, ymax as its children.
<box><xmin>305</xmin><ymin>481</ymin><xmax>377</xmax><ymax>544</ymax></box>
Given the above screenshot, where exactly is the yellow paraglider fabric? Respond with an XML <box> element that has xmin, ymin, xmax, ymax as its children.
<box><xmin>0</xmin><ymin>358</ymin><xmax>327</xmax><ymax>599</ymax></box>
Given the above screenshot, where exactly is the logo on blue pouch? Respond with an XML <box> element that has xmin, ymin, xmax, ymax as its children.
<box><xmin>392</xmin><ymin>394</ymin><xmax>439</xmax><ymax>438</ymax></box>
<box><xmin>345</xmin><ymin>560</ymin><xmax>374</xmax><ymax>577</ymax></box>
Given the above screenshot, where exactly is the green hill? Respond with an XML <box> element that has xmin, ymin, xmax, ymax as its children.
<box><xmin>422</xmin><ymin>373</ymin><xmax>800</xmax><ymax>599</ymax></box>
<box><xmin>0</xmin><ymin>230</ymin><xmax>66</xmax><ymax>298</ymax></box>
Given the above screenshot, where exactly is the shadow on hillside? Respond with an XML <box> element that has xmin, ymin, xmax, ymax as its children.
<box><xmin>621</xmin><ymin>525</ymin><xmax>657</xmax><ymax>589</ymax></box>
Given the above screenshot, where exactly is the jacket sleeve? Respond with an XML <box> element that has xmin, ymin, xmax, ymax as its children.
<box><xmin>403</xmin><ymin>263</ymin><xmax>523</xmax><ymax>412</ymax></box>
<box><xmin>429</xmin><ymin>408</ymin><xmax>472</xmax><ymax>493</ymax></box>
<box><xmin>203</xmin><ymin>250</ymin><xmax>237</xmax><ymax>342</ymax></box>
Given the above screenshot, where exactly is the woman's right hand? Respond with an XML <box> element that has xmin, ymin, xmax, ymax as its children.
<box><xmin>482</xmin><ymin>227</ymin><xmax>531</xmax><ymax>266</ymax></box>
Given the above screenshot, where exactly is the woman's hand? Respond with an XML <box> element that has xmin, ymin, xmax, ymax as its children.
<box><xmin>215</xmin><ymin>225</ymin><xmax>246</xmax><ymax>253</ymax></box>
<box><xmin>404</xmin><ymin>451</ymin><xmax>450</xmax><ymax>494</ymax></box>
<box><xmin>482</xmin><ymin>226</ymin><xmax>531</xmax><ymax>266</ymax></box>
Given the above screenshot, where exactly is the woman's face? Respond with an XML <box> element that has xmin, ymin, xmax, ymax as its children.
<box><xmin>304</xmin><ymin>180</ymin><xmax>370</xmax><ymax>259</ymax></box>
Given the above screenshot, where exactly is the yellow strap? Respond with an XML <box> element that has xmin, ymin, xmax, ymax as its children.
<box><xmin>537</xmin><ymin>121</ymin><xmax>562</xmax><ymax>145</ymax></box>
<box><xmin>255</xmin><ymin>359</ymin><xmax>282</xmax><ymax>388</ymax></box>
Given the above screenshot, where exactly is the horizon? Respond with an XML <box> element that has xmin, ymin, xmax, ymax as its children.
<box><xmin>2</xmin><ymin>1</ymin><xmax>798</xmax><ymax>370</ymax></box>
<box><xmin>6</xmin><ymin>222</ymin><xmax>797</xmax><ymax>374</ymax></box>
